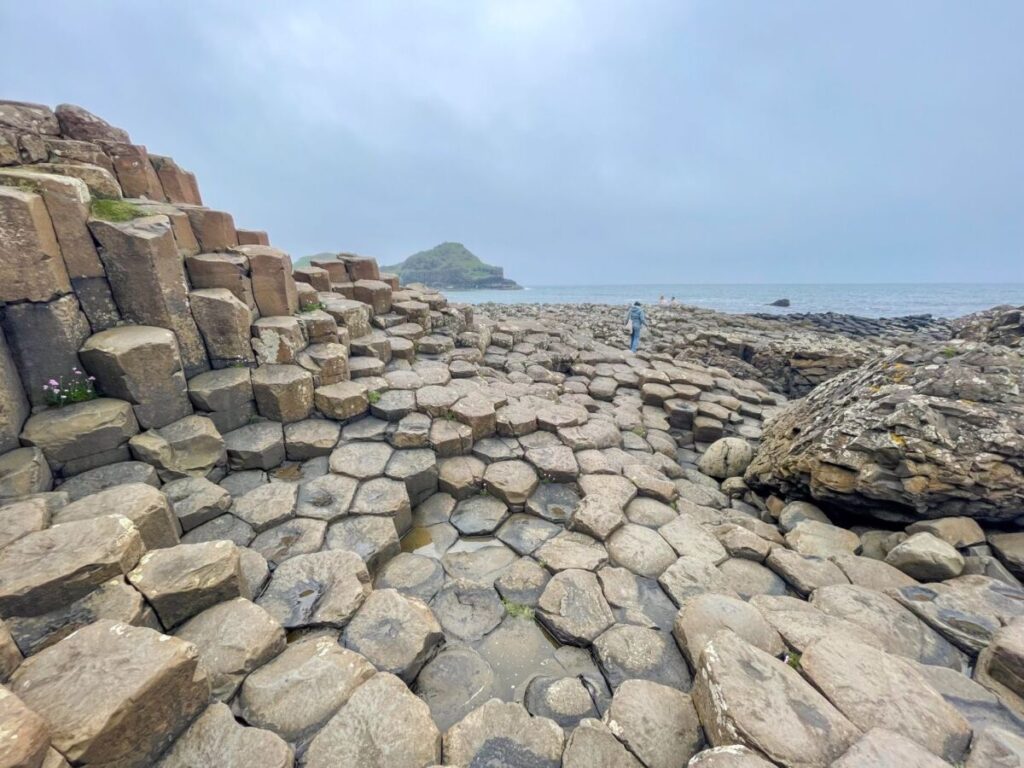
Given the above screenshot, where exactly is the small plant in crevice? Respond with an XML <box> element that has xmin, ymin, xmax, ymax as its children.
<box><xmin>301</xmin><ymin>300</ymin><xmax>325</xmax><ymax>313</ymax></box>
<box><xmin>367</xmin><ymin>390</ymin><xmax>382</xmax><ymax>404</ymax></box>
<box><xmin>43</xmin><ymin>368</ymin><xmax>98</xmax><ymax>407</ymax></box>
<box><xmin>502</xmin><ymin>600</ymin><xmax>535</xmax><ymax>620</ymax></box>
<box><xmin>784</xmin><ymin>651</ymin><xmax>802</xmax><ymax>671</ymax></box>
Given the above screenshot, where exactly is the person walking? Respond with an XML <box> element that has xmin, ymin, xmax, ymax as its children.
<box><xmin>626</xmin><ymin>301</ymin><xmax>647</xmax><ymax>352</ymax></box>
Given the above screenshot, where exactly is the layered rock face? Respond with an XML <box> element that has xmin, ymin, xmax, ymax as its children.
<box><xmin>747</xmin><ymin>343</ymin><xmax>1024</xmax><ymax>522</ymax></box>
<box><xmin>2</xmin><ymin>100</ymin><xmax>1024</xmax><ymax>768</ymax></box>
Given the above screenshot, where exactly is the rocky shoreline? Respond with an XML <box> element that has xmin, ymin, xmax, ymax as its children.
<box><xmin>1</xmin><ymin>101</ymin><xmax>1024</xmax><ymax>767</ymax></box>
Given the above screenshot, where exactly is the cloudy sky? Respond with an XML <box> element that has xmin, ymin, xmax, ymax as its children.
<box><xmin>3</xmin><ymin>1</ymin><xmax>1022</xmax><ymax>284</ymax></box>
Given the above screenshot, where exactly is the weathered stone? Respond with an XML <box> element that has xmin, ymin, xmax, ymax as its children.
<box><xmin>325</xmin><ymin>515</ymin><xmax>401</xmax><ymax>571</ymax></box>
<box><xmin>181</xmin><ymin>513</ymin><xmax>254</xmax><ymax>547</ymax></box>
<box><xmin>249</xmin><ymin>365</ymin><xmax>314</xmax><ymax>423</ymax></box>
<box><xmin>432</xmin><ymin>579</ymin><xmax>506</xmax><ymax>641</ymax></box>
<box><xmin>0</xmin><ymin>685</ymin><xmax>50</xmax><ymax>767</ymax></box>
<box><xmin>283</xmin><ymin>419</ymin><xmax>340</xmax><ymax>460</ymax></box>
<box><xmin>0</xmin><ymin>186</ymin><xmax>70</xmax><ymax>303</ymax></box>
<box><xmin>607</xmin><ymin>523</ymin><xmax>677</xmax><ymax>578</ymax></box>
<box><xmin>765</xmin><ymin>547</ymin><xmax>849</xmax><ymax>596</ymax></box>
<box><xmin>296</xmin><ymin>473</ymin><xmax>358</xmax><ymax>522</ymax></box>
<box><xmin>890</xmin><ymin>575</ymin><xmax>1024</xmax><ymax>655</ymax></box>
<box><xmin>4</xmin><ymin>575</ymin><xmax>151</xmax><ymax>659</ymax></box>
<box><xmin>537</xmin><ymin>569</ymin><xmax>615</xmax><ymax>645</ymax></box>
<box><xmin>251</xmin><ymin>316</ymin><xmax>306</xmax><ymax>365</ymax></box>
<box><xmin>231</xmin><ymin>482</ymin><xmax>297</xmax><ymax>533</ymax></box>
<box><xmin>190</xmin><ymin>288</ymin><xmax>255</xmax><ymax>367</ymax></box>
<box><xmin>746</xmin><ymin>344</ymin><xmax>1024</xmax><ymax>522</ymax></box>
<box><xmin>594</xmin><ymin>623</ymin><xmax>692</xmax><ymax>690</ymax></box>
<box><xmin>976</xmin><ymin>619</ymin><xmax>1024</xmax><ymax>715</ymax></box>
<box><xmin>127</xmin><ymin>540</ymin><xmax>242</xmax><ymax>627</ymax></box>
<box><xmin>524</xmin><ymin>675</ymin><xmax>604</xmax><ymax>729</ymax></box>
<box><xmin>966</xmin><ymin>726</ymin><xmax>1024</xmax><ymax>768</ymax></box>
<box><xmin>0</xmin><ymin>447</ymin><xmax>52</xmax><ymax>500</ymax></box>
<box><xmin>1</xmin><ymin>294</ymin><xmax>90</xmax><ymax>408</ymax></box>
<box><xmin>686</xmin><ymin>745</ymin><xmax>776</xmax><ymax>767</ymax></box>
<box><xmin>907</xmin><ymin>516</ymin><xmax>986</xmax><ymax>548</ymax></box>
<box><xmin>0</xmin><ymin>515</ymin><xmax>143</xmax><ymax>617</ymax></box>
<box><xmin>79</xmin><ymin>325</ymin><xmax>191</xmax><ymax>429</ymax></box>
<box><xmin>535</xmin><ymin>531</ymin><xmax>609</xmax><ymax>572</ymax></box>
<box><xmin>105</xmin><ymin>142</ymin><xmax>164</xmax><ymax>199</ymax></box>
<box><xmin>811</xmin><ymin>582</ymin><xmax>969</xmax><ymax>669</ymax></box>
<box><xmin>304</xmin><ymin>672</ymin><xmax>440</xmax><ymax>768</ymax></box>
<box><xmin>186</xmin><ymin>252</ymin><xmax>254</xmax><ymax>307</ymax></box>
<box><xmin>342</xmin><ymin>588</ymin><xmax>443</xmax><ymax>682</ymax></box>
<box><xmin>155</xmin><ymin>702</ymin><xmax>293</xmax><ymax>768</ymax></box>
<box><xmin>483</xmin><ymin>460</ymin><xmax>539</xmax><ymax>508</ymax></box>
<box><xmin>0</xmin><ymin>495</ymin><xmax>52</xmax><ymax>550</ymax></box>
<box><xmin>563</xmin><ymin>718</ymin><xmax>643</xmax><ymax>768</ymax></box>
<box><xmin>10</xmin><ymin>620</ymin><xmax>209</xmax><ymax>768</ymax></box>
<box><xmin>674</xmin><ymin>593</ymin><xmax>784</xmax><ymax>668</ymax></box>
<box><xmin>160</xmin><ymin>477</ymin><xmax>230</xmax><ymax>533</ymax></box>
<box><xmin>56</xmin><ymin>460</ymin><xmax>157</xmax><ymax>500</ymax></box>
<box><xmin>175</xmin><ymin>597</ymin><xmax>285</xmax><ymax>700</ymax></box>
<box><xmin>251</xmin><ymin>517</ymin><xmax>327</xmax><ymax>565</ymax></box>
<box><xmin>55</xmin><ymin>103</ymin><xmax>128</xmax><ymax>141</ymax></box>
<box><xmin>832</xmin><ymin>728</ymin><xmax>952</xmax><ymax>768</ymax></box>
<box><xmin>698</xmin><ymin>437</ymin><xmax>754</xmax><ymax>479</ymax></box>
<box><xmin>53</xmin><ymin>482</ymin><xmax>179</xmax><ymax>550</ymax></box>
<box><xmin>129</xmin><ymin>417</ymin><xmax>223</xmax><ymax>483</ymax></box>
<box><xmin>256</xmin><ymin>548</ymin><xmax>370</xmax><ymax>630</ymax></box>
<box><xmin>315</xmin><ymin>381</ymin><xmax>368</xmax><ymax>420</ymax></box>
<box><xmin>692</xmin><ymin>630</ymin><xmax>860</xmax><ymax>766</ymax></box>
<box><xmin>785</xmin><ymin>519</ymin><xmax>861</xmax><ymax>558</ymax></box>
<box><xmin>444</xmin><ymin>700</ymin><xmax>564</xmax><ymax>768</ymax></box>
<box><xmin>238</xmin><ymin>246</ymin><xmax>299</xmax><ymax>318</ymax></box>
<box><xmin>658</xmin><ymin>515</ymin><xmax>728</xmax><ymax>563</ymax></box>
<box><xmin>89</xmin><ymin>216</ymin><xmax>209</xmax><ymax>376</ymax></box>
<box><xmin>223</xmin><ymin>422</ymin><xmax>285</xmax><ymax>470</ymax></box>
<box><xmin>802</xmin><ymin>633</ymin><xmax>972</xmax><ymax>763</ymax></box>
<box><xmin>183</xmin><ymin>208</ymin><xmax>237</xmax><ymax>251</ymax></box>
<box><xmin>886</xmin><ymin>531</ymin><xmax>966</xmax><ymax>581</ymax></box>
<box><xmin>238</xmin><ymin>635</ymin><xmax>375</xmax><ymax>745</ymax></box>
<box><xmin>569</xmin><ymin>495</ymin><xmax>626</xmax><ymax>540</ymax></box>
<box><xmin>414</xmin><ymin>645</ymin><xmax>496</xmax><ymax>732</ymax></box>
<box><xmin>603</xmin><ymin>679</ymin><xmax>703</xmax><ymax>768</ymax></box>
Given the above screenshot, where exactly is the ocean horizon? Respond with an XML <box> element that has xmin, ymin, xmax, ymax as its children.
<box><xmin>442</xmin><ymin>283</ymin><xmax>1024</xmax><ymax>319</ymax></box>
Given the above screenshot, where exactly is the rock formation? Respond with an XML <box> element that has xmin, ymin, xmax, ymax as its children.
<box><xmin>383</xmin><ymin>241</ymin><xmax>522</xmax><ymax>291</ymax></box>
<box><xmin>1</xmin><ymin>100</ymin><xmax>1023</xmax><ymax>768</ymax></box>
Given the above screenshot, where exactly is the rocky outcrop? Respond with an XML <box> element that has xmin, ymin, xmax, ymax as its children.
<box><xmin>746</xmin><ymin>342</ymin><xmax>1024</xmax><ymax>522</ymax></box>
<box><xmin>953</xmin><ymin>305</ymin><xmax>1024</xmax><ymax>348</ymax></box>
<box><xmin>383</xmin><ymin>241</ymin><xmax>522</xmax><ymax>291</ymax></box>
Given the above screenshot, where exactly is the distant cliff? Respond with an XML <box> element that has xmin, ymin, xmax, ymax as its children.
<box><xmin>384</xmin><ymin>242</ymin><xmax>522</xmax><ymax>290</ymax></box>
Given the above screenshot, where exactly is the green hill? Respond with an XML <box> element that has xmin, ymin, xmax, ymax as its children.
<box><xmin>383</xmin><ymin>242</ymin><xmax>522</xmax><ymax>290</ymax></box>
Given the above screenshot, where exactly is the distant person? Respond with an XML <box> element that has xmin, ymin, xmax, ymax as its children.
<box><xmin>626</xmin><ymin>301</ymin><xmax>647</xmax><ymax>352</ymax></box>
<box><xmin>670</xmin><ymin>296</ymin><xmax>678</xmax><ymax>306</ymax></box>
<box><xmin>658</xmin><ymin>294</ymin><xmax>668</xmax><ymax>306</ymax></box>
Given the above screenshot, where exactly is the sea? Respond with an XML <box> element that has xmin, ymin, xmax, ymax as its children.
<box><xmin>442</xmin><ymin>283</ymin><xmax>1024</xmax><ymax>319</ymax></box>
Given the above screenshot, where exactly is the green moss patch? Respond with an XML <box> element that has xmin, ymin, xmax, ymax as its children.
<box><xmin>90</xmin><ymin>198</ymin><xmax>147</xmax><ymax>222</ymax></box>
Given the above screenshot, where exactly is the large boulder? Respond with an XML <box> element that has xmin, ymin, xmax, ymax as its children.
<box><xmin>746</xmin><ymin>343</ymin><xmax>1024</xmax><ymax>522</ymax></box>
<box><xmin>9</xmin><ymin>619</ymin><xmax>209</xmax><ymax>768</ymax></box>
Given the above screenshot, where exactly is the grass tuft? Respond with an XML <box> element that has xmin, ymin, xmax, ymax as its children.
<box><xmin>502</xmin><ymin>600</ymin><xmax>535</xmax><ymax>619</ymax></box>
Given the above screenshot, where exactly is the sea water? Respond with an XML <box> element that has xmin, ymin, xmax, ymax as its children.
<box><xmin>443</xmin><ymin>283</ymin><xmax>1024</xmax><ymax>319</ymax></box>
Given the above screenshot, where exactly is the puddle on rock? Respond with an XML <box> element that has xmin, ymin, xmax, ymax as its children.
<box><xmin>472</xmin><ymin>614</ymin><xmax>603</xmax><ymax>703</ymax></box>
<box><xmin>401</xmin><ymin>523</ymin><xmax>458</xmax><ymax>559</ymax></box>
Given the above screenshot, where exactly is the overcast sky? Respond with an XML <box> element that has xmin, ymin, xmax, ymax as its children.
<box><xmin>4</xmin><ymin>1</ymin><xmax>1022</xmax><ymax>284</ymax></box>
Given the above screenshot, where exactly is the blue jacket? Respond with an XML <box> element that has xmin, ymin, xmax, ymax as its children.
<box><xmin>627</xmin><ymin>305</ymin><xmax>646</xmax><ymax>329</ymax></box>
